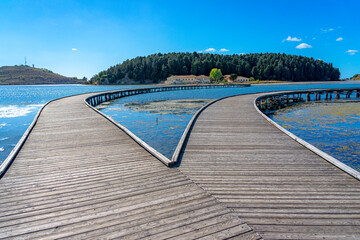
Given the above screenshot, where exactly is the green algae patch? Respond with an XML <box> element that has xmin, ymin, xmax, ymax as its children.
<box><xmin>124</xmin><ymin>99</ymin><xmax>211</xmax><ymax>115</ymax></box>
<box><xmin>271</xmin><ymin>101</ymin><xmax>360</xmax><ymax>171</ymax></box>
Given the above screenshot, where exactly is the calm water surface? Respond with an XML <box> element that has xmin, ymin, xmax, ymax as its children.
<box><xmin>0</xmin><ymin>84</ymin><xmax>142</xmax><ymax>163</ymax></box>
<box><xmin>270</xmin><ymin>101</ymin><xmax>360</xmax><ymax>171</ymax></box>
<box><xmin>99</xmin><ymin>82</ymin><xmax>360</xmax><ymax>160</ymax></box>
<box><xmin>1</xmin><ymin>82</ymin><xmax>360</xmax><ymax>165</ymax></box>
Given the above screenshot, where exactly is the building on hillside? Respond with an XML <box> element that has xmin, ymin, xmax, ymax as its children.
<box><xmin>166</xmin><ymin>75</ymin><xmax>211</xmax><ymax>84</ymax></box>
<box><xmin>235</xmin><ymin>76</ymin><xmax>249</xmax><ymax>82</ymax></box>
<box><xmin>196</xmin><ymin>75</ymin><xmax>211</xmax><ymax>82</ymax></box>
<box><xmin>223</xmin><ymin>75</ymin><xmax>231</xmax><ymax>82</ymax></box>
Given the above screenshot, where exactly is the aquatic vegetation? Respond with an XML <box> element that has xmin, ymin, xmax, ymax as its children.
<box><xmin>271</xmin><ymin>101</ymin><xmax>360</xmax><ymax>171</ymax></box>
<box><xmin>99</xmin><ymin>99</ymin><xmax>211</xmax><ymax>159</ymax></box>
<box><xmin>124</xmin><ymin>99</ymin><xmax>211</xmax><ymax>115</ymax></box>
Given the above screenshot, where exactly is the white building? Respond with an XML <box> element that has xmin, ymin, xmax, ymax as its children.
<box><xmin>166</xmin><ymin>75</ymin><xmax>211</xmax><ymax>84</ymax></box>
<box><xmin>235</xmin><ymin>76</ymin><xmax>249</xmax><ymax>82</ymax></box>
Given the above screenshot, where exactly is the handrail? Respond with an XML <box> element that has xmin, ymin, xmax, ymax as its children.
<box><xmin>255</xmin><ymin>87</ymin><xmax>360</xmax><ymax>113</ymax></box>
<box><xmin>0</xmin><ymin>84</ymin><xmax>250</xmax><ymax>178</ymax></box>
<box><xmin>84</xmin><ymin>84</ymin><xmax>250</xmax><ymax>166</ymax></box>
<box><xmin>253</xmin><ymin>88</ymin><xmax>360</xmax><ymax>181</ymax></box>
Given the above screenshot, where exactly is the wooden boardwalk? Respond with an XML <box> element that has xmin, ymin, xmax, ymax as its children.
<box><xmin>0</xmin><ymin>93</ymin><xmax>260</xmax><ymax>239</ymax></box>
<box><xmin>179</xmin><ymin>93</ymin><xmax>360</xmax><ymax>240</ymax></box>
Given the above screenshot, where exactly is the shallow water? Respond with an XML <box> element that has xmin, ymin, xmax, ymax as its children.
<box><xmin>1</xmin><ymin>82</ymin><xmax>360</xmax><ymax>165</ymax></box>
<box><xmin>270</xmin><ymin>101</ymin><xmax>360</xmax><ymax>171</ymax></box>
<box><xmin>99</xmin><ymin>82</ymin><xmax>360</xmax><ymax>160</ymax></box>
<box><xmin>99</xmin><ymin>98</ymin><xmax>212</xmax><ymax>159</ymax></box>
<box><xmin>0</xmin><ymin>84</ymin><xmax>142</xmax><ymax>163</ymax></box>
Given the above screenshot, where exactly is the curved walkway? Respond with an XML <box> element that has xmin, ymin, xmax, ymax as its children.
<box><xmin>179</xmin><ymin>93</ymin><xmax>360</xmax><ymax>240</ymax></box>
<box><xmin>0</xmin><ymin>93</ymin><xmax>259</xmax><ymax>239</ymax></box>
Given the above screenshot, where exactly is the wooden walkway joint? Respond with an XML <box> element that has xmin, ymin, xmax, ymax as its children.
<box><xmin>0</xmin><ymin>88</ymin><xmax>259</xmax><ymax>240</ymax></box>
<box><xmin>1</xmin><ymin>86</ymin><xmax>360</xmax><ymax>239</ymax></box>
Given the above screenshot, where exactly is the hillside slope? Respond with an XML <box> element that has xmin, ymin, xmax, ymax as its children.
<box><xmin>352</xmin><ymin>74</ymin><xmax>360</xmax><ymax>80</ymax></box>
<box><xmin>90</xmin><ymin>52</ymin><xmax>340</xmax><ymax>85</ymax></box>
<box><xmin>0</xmin><ymin>66</ymin><xmax>83</xmax><ymax>85</ymax></box>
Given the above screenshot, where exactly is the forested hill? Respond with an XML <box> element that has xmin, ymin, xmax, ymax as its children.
<box><xmin>0</xmin><ymin>66</ymin><xmax>84</xmax><ymax>85</ymax></box>
<box><xmin>89</xmin><ymin>52</ymin><xmax>340</xmax><ymax>85</ymax></box>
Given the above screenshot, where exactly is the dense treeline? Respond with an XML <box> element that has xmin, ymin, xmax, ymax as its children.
<box><xmin>89</xmin><ymin>52</ymin><xmax>340</xmax><ymax>84</ymax></box>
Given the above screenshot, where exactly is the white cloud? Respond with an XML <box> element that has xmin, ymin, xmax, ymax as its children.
<box><xmin>200</xmin><ymin>48</ymin><xmax>230</xmax><ymax>53</ymax></box>
<box><xmin>286</xmin><ymin>36</ymin><xmax>302</xmax><ymax>42</ymax></box>
<box><xmin>321</xmin><ymin>28</ymin><xmax>334</xmax><ymax>33</ymax></box>
<box><xmin>205</xmin><ymin>48</ymin><xmax>216</xmax><ymax>52</ymax></box>
<box><xmin>72</xmin><ymin>48</ymin><xmax>77</xmax><ymax>51</ymax></box>
<box><xmin>336</xmin><ymin>37</ymin><xmax>343</xmax><ymax>41</ymax></box>
<box><xmin>296</xmin><ymin>43</ymin><xmax>312</xmax><ymax>49</ymax></box>
<box><xmin>346</xmin><ymin>50</ymin><xmax>358</xmax><ymax>55</ymax></box>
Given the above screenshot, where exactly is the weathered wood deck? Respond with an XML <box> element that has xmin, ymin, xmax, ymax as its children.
<box><xmin>179</xmin><ymin>93</ymin><xmax>360</xmax><ymax>240</ymax></box>
<box><xmin>0</xmin><ymin>93</ymin><xmax>260</xmax><ymax>239</ymax></box>
<box><xmin>2</xmin><ymin>88</ymin><xmax>360</xmax><ymax>239</ymax></box>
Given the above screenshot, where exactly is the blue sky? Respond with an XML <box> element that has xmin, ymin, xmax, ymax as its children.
<box><xmin>0</xmin><ymin>0</ymin><xmax>359</xmax><ymax>79</ymax></box>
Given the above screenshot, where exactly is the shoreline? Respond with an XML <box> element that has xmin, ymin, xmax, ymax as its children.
<box><xmin>2</xmin><ymin>80</ymin><xmax>360</xmax><ymax>87</ymax></box>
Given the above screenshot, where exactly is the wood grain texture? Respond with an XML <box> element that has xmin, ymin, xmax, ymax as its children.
<box><xmin>179</xmin><ymin>94</ymin><xmax>360</xmax><ymax>240</ymax></box>
<box><xmin>0</xmin><ymin>93</ymin><xmax>260</xmax><ymax>240</ymax></box>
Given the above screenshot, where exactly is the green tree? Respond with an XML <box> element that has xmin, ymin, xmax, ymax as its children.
<box><xmin>230</xmin><ymin>74</ymin><xmax>237</xmax><ymax>81</ymax></box>
<box><xmin>191</xmin><ymin>61</ymin><xmax>199</xmax><ymax>75</ymax></box>
<box><xmin>181</xmin><ymin>65</ymin><xmax>188</xmax><ymax>75</ymax></box>
<box><xmin>251</xmin><ymin>66</ymin><xmax>259</xmax><ymax>79</ymax></box>
<box><xmin>210</xmin><ymin>68</ymin><xmax>223</xmax><ymax>82</ymax></box>
<box><xmin>90</xmin><ymin>52</ymin><xmax>340</xmax><ymax>84</ymax></box>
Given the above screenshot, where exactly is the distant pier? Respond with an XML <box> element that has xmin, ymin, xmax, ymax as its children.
<box><xmin>256</xmin><ymin>88</ymin><xmax>360</xmax><ymax>113</ymax></box>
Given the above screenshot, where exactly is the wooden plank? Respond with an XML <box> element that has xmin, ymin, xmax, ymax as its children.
<box><xmin>179</xmin><ymin>93</ymin><xmax>360</xmax><ymax>240</ymax></box>
<box><xmin>0</xmin><ymin>92</ymin><xmax>258</xmax><ymax>239</ymax></box>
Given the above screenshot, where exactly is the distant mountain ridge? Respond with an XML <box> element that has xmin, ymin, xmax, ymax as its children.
<box><xmin>352</xmin><ymin>74</ymin><xmax>360</xmax><ymax>80</ymax></box>
<box><xmin>0</xmin><ymin>65</ymin><xmax>84</xmax><ymax>85</ymax></box>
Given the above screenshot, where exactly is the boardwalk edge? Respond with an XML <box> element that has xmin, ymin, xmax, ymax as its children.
<box><xmin>84</xmin><ymin>93</ymin><xmax>239</xmax><ymax>167</ymax></box>
<box><xmin>0</xmin><ymin>90</ymin><xmax>116</xmax><ymax>178</ymax></box>
<box><xmin>0</xmin><ymin>101</ymin><xmax>53</xmax><ymax>177</ymax></box>
<box><xmin>84</xmin><ymin>99</ymin><xmax>173</xmax><ymax>166</ymax></box>
<box><xmin>253</xmin><ymin>95</ymin><xmax>360</xmax><ymax>181</ymax></box>
<box><xmin>171</xmin><ymin>95</ymin><xmax>242</xmax><ymax>165</ymax></box>
<box><xmin>84</xmin><ymin>85</ymin><xmax>249</xmax><ymax>167</ymax></box>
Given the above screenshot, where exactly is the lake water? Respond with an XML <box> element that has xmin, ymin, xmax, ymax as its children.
<box><xmin>1</xmin><ymin>82</ymin><xmax>360</xmax><ymax>167</ymax></box>
<box><xmin>270</xmin><ymin>100</ymin><xmax>360</xmax><ymax>171</ymax></box>
<box><xmin>98</xmin><ymin>82</ymin><xmax>360</xmax><ymax>161</ymax></box>
<box><xmin>0</xmin><ymin>84</ymin><xmax>143</xmax><ymax>163</ymax></box>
